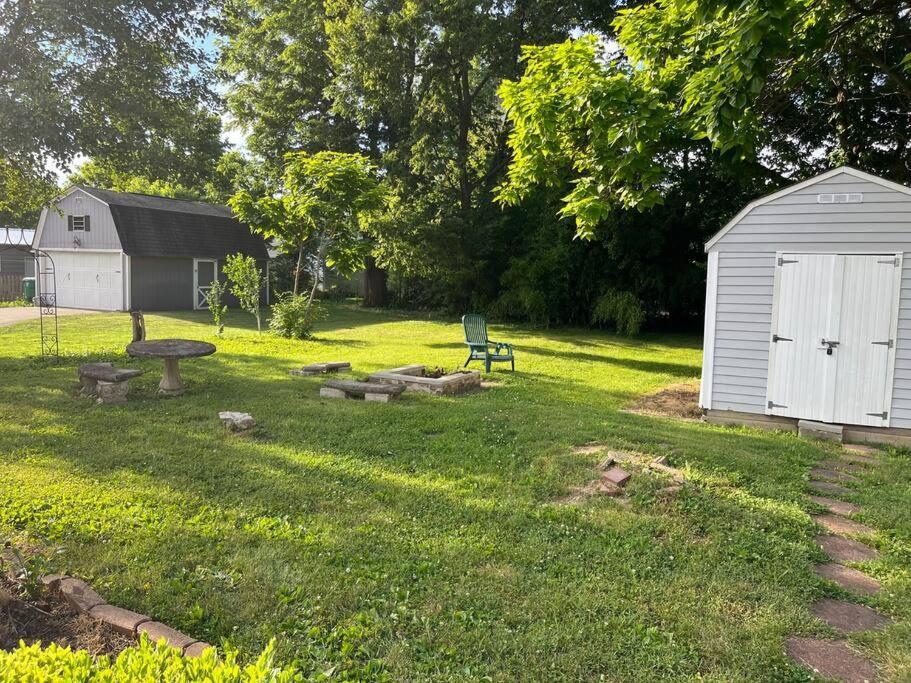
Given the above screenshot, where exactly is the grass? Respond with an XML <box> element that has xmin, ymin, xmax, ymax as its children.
<box><xmin>0</xmin><ymin>303</ymin><xmax>909</xmax><ymax>680</ymax></box>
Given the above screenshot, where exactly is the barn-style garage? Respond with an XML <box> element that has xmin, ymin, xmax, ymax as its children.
<box><xmin>699</xmin><ymin>166</ymin><xmax>911</xmax><ymax>444</ymax></box>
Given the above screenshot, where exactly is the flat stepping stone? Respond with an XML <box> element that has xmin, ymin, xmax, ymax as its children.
<box><xmin>291</xmin><ymin>361</ymin><xmax>351</xmax><ymax>376</ymax></box>
<box><xmin>809</xmin><ymin>495</ymin><xmax>860</xmax><ymax>516</ymax></box>
<box><xmin>819</xmin><ymin>459</ymin><xmax>866</xmax><ymax>473</ymax></box>
<box><xmin>814</xmin><ymin>563</ymin><xmax>882</xmax><ymax>596</ymax></box>
<box><xmin>786</xmin><ymin>636</ymin><xmax>878</xmax><ymax>682</ymax></box>
<box><xmin>811</xmin><ymin>598</ymin><xmax>890</xmax><ymax>632</ymax></box>
<box><xmin>602</xmin><ymin>466</ymin><xmax>631</xmax><ymax>487</ymax></box>
<box><xmin>817</xmin><ymin>535</ymin><xmax>881</xmax><ymax>564</ymax></box>
<box><xmin>810</xmin><ymin>467</ymin><xmax>859</xmax><ymax>484</ymax></box>
<box><xmin>814</xmin><ymin>514</ymin><xmax>875</xmax><ymax>537</ymax></box>
<box><xmin>811</xmin><ymin>480</ymin><xmax>853</xmax><ymax>496</ymax></box>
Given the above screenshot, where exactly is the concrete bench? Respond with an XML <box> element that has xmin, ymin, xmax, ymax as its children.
<box><xmin>290</xmin><ymin>361</ymin><xmax>351</xmax><ymax>376</ymax></box>
<box><xmin>320</xmin><ymin>379</ymin><xmax>406</xmax><ymax>403</ymax></box>
<box><xmin>79</xmin><ymin>363</ymin><xmax>145</xmax><ymax>404</ymax></box>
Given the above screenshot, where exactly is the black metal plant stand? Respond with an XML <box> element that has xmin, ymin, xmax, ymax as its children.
<box><xmin>0</xmin><ymin>226</ymin><xmax>58</xmax><ymax>356</ymax></box>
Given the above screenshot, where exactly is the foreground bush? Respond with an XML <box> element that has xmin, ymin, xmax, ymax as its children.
<box><xmin>0</xmin><ymin>637</ymin><xmax>300</xmax><ymax>682</ymax></box>
<box><xmin>269</xmin><ymin>294</ymin><xmax>325</xmax><ymax>340</ymax></box>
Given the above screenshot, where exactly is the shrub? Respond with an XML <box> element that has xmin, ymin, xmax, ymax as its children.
<box><xmin>592</xmin><ymin>289</ymin><xmax>646</xmax><ymax>336</ymax></box>
<box><xmin>204</xmin><ymin>279</ymin><xmax>228</xmax><ymax>336</ymax></box>
<box><xmin>223</xmin><ymin>254</ymin><xmax>264</xmax><ymax>333</ymax></box>
<box><xmin>269</xmin><ymin>294</ymin><xmax>325</xmax><ymax>340</ymax></box>
<box><xmin>0</xmin><ymin>637</ymin><xmax>300</xmax><ymax>682</ymax></box>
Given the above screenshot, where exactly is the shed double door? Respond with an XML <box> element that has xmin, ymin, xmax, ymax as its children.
<box><xmin>766</xmin><ymin>253</ymin><xmax>902</xmax><ymax>426</ymax></box>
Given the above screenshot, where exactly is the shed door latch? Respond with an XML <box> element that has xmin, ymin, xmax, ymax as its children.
<box><xmin>872</xmin><ymin>339</ymin><xmax>894</xmax><ymax>348</ymax></box>
<box><xmin>772</xmin><ymin>334</ymin><xmax>792</xmax><ymax>343</ymax></box>
<box><xmin>768</xmin><ymin>400</ymin><xmax>788</xmax><ymax>409</ymax></box>
<box><xmin>777</xmin><ymin>257</ymin><xmax>798</xmax><ymax>266</ymax></box>
<box><xmin>866</xmin><ymin>411</ymin><xmax>888</xmax><ymax>420</ymax></box>
<box><xmin>877</xmin><ymin>257</ymin><xmax>900</xmax><ymax>266</ymax></box>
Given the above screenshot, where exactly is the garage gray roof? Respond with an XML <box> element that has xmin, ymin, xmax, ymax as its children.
<box><xmin>79</xmin><ymin>186</ymin><xmax>269</xmax><ymax>260</ymax></box>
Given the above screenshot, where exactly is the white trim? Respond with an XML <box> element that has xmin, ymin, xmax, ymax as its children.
<box><xmin>699</xmin><ymin>251</ymin><xmax>719</xmax><ymax>409</ymax></box>
<box><xmin>123</xmin><ymin>253</ymin><xmax>132</xmax><ymax>311</ymax></box>
<box><xmin>38</xmin><ymin>248</ymin><xmax>123</xmax><ymax>253</ymax></box>
<box><xmin>883</xmin><ymin>253</ymin><xmax>903</xmax><ymax>427</ymax></box>
<box><xmin>32</xmin><ymin>207</ymin><xmax>49</xmax><ymax>250</ymax></box>
<box><xmin>705</xmin><ymin>166</ymin><xmax>911</xmax><ymax>252</ymax></box>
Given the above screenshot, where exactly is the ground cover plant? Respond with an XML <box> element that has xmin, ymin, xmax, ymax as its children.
<box><xmin>0</xmin><ymin>304</ymin><xmax>908</xmax><ymax>680</ymax></box>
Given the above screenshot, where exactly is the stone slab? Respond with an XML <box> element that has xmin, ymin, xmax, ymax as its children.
<box><xmin>813</xmin><ymin>514</ymin><xmax>875</xmax><ymax>537</ymax></box>
<box><xmin>320</xmin><ymin>387</ymin><xmax>347</xmax><ymax>399</ymax></box>
<box><xmin>814</xmin><ymin>563</ymin><xmax>882</xmax><ymax>596</ymax></box>
<box><xmin>40</xmin><ymin>574</ymin><xmax>66</xmax><ymax>590</ymax></box>
<box><xmin>811</xmin><ymin>480</ymin><xmax>853</xmax><ymax>496</ymax></box>
<box><xmin>816</xmin><ymin>535</ymin><xmax>881</xmax><ymax>564</ymax></box>
<box><xmin>785</xmin><ymin>637</ymin><xmax>878</xmax><ymax>683</ymax></box>
<box><xmin>819</xmin><ymin>459</ymin><xmax>866</xmax><ymax>473</ymax></box>
<box><xmin>798</xmin><ymin>420</ymin><xmax>844</xmax><ymax>443</ymax></box>
<box><xmin>603</xmin><ymin>466</ymin><xmax>631</xmax><ymax>487</ymax></box>
<box><xmin>291</xmin><ymin>361</ymin><xmax>351</xmax><ymax>376</ymax></box>
<box><xmin>219</xmin><ymin>411</ymin><xmax>256</xmax><ymax>431</ymax></box>
<box><xmin>184</xmin><ymin>641</ymin><xmax>213</xmax><ymax>658</ymax></box>
<box><xmin>324</xmin><ymin>379</ymin><xmax>406</xmax><ymax>396</ymax></box>
<box><xmin>811</xmin><ymin>598</ymin><xmax>890</xmax><ymax>633</ymax></box>
<box><xmin>59</xmin><ymin>577</ymin><xmax>106</xmax><ymax>613</ymax></box>
<box><xmin>137</xmin><ymin>621</ymin><xmax>197</xmax><ymax>650</ymax></box>
<box><xmin>89</xmin><ymin>604</ymin><xmax>151</xmax><ymax>636</ymax></box>
<box><xmin>809</xmin><ymin>495</ymin><xmax>860</xmax><ymax>516</ymax></box>
<box><xmin>810</xmin><ymin>468</ymin><xmax>859</xmax><ymax>484</ymax></box>
<box><xmin>841</xmin><ymin>452</ymin><xmax>881</xmax><ymax>467</ymax></box>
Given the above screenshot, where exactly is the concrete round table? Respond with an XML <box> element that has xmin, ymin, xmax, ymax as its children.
<box><xmin>126</xmin><ymin>339</ymin><xmax>216</xmax><ymax>396</ymax></box>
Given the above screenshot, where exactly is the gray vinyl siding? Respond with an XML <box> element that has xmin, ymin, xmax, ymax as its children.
<box><xmin>130</xmin><ymin>257</ymin><xmax>269</xmax><ymax>311</ymax></box>
<box><xmin>0</xmin><ymin>248</ymin><xmax>33</xmax><ymax>276</ymax></box>
<box><xmin>709</xmin><ymin>171</ymin><xmax>911</xmax><ymax>428</ymax></box>
<box><xmin>38</xmin><ymin>189</ymin><xmax>122</xmax><ymax>250</ymax></box>
<box><xmin>131</xmin><ymin>257</ymin><xmax>194</xmax><ymax>310</ymax></box>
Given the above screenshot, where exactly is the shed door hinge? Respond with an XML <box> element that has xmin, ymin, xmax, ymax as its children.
<box><xmin>877</xmin><ymin>257</ymin><xmax>900</xmax><ymax>266</ymax></box>
<box><xmin>866</xmin><ymin>411</ymin><xmax>888</xmax><ymax>420</ymax></box>
<box><xmin>772</xmin><ymin>334</ymin><xmax>792</xmax><ymax>343</ymax></box>
<box><xmin>777</xmin><ymin>257</ymin><xmax>798</xmax><ymax>266</ymax></box>
<box><xmin>872</xmin><ymin>339</ymin><xmax>894</xmax><ymax>348</ymax></box>
<box><xmin>768</xmin><ymin>400</ymin><xmax>788</xmax><ymax>409</ymax></box>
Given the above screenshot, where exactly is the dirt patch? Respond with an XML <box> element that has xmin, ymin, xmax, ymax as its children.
<box><xmin>0</xmin><ymin>575</ymin><xmax>132</xmax><ymax>656</ymax></box>
<box><xmin>629</xmin><ymin>381</ymin><xmax>702</xmax><ymax>420</ymax></box>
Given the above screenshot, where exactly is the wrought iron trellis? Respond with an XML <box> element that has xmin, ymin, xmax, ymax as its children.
<box><xmin>1</xmin><ymin>226</ymin><xmax>58</xmax><ymax>356</ymax></box>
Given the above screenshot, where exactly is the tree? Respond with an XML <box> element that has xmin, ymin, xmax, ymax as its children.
<box><xmin>0</xmin><ymin>1</ymin><xmax>216</xmax><ymax>182</ymax></box>
<box><xmin>223</xmin><ymin>254</ymin><xmax>264</xmax><ymax>332</ymax></box>
<box><xmin>498</xmin><ymin>0</ymin><xmax>911</xmax><ymax>235</ymax></box>
<box><xmin>230</xmin><ymin>152</ymin><xmax>386</xmax><ymax>312</ymax></box>
<box><xmin>69</xmin><ymin>161</ymin><xmax>203</xmax><ymax>200</ymax></box>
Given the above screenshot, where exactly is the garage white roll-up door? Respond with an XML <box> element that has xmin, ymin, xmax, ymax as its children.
<box><xmin>42</xmin><ymin>252</ymin><xmax>124</xmax><ymax>311</ymax></box>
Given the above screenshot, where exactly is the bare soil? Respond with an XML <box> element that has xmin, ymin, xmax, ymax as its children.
<box><xmin>0</xmin><ymin>575</ymin><xmax>132</xmax><ymax>656</ymax></box>
<box><xmin>629</xmin><ymin>381</ymin><xmax>702</xmax><ymax>420</ymax></box>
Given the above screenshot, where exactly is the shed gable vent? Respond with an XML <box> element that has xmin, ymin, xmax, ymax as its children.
<box><xmin>817</xmin><ymin>192</ymin><xmax>863</xmax><ymax>204</ymax></box>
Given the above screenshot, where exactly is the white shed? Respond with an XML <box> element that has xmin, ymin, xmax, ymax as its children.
<box><xmin>700</xmin><ymin>166</ymin><xmax>911</xmax><ymax>444</ymax></box>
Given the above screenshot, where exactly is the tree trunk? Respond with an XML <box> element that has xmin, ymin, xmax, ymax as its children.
<box><xmin>292</xmin><ymin>243</ymin><xmax>304</xmax><ymax>296</ymax></box>
<box><xmin>362</xmin><ymin>255</ymin><xmax>388</xmax><ymax>307</ymax></box>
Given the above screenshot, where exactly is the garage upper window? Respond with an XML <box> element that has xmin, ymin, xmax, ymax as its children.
<box><xmin>67</xmin><ymin>215</ymin><xmax>90</xmax><ymax>232</ymax></box>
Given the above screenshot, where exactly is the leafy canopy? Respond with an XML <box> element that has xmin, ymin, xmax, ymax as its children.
<box><xmin>498</xmin><ymin>0</ymin><xmax>911</xmax><ymax>236</ymax></box>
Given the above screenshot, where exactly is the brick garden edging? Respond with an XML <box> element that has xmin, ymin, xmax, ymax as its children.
<box><xmin>40</xmin><ymin>574</ymin><xmax>212</xmax><ymax>658</ymax></box>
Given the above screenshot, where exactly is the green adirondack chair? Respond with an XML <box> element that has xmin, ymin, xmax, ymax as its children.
<box><xmin>462</xmin><ymin>313</ymin><xmax>515</xmax><ymax>373</ymax></box>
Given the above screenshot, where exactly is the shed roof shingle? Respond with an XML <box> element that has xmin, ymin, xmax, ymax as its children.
<box><xmin>77</xmin><ymin>186</ymin><xmax>268</xmax><ymax>260</ymax></box>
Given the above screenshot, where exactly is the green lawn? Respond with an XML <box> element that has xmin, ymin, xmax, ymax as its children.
<box><xmin>1</xmin><ymin>304</ymin><xmax>909</xmax><ymax>680</ymax></box>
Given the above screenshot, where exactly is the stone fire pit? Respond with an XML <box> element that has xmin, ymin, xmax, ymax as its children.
<box><xmin>369</xmin><ymin>365</ymin><xmax>481</xmax><ymax>396</ymax></box>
